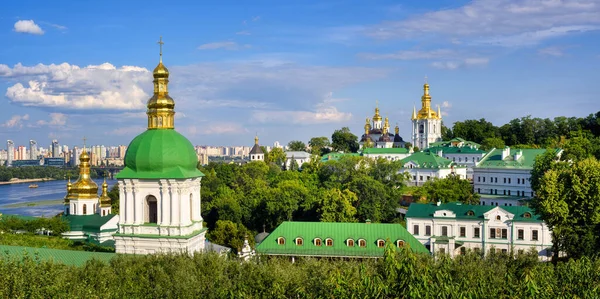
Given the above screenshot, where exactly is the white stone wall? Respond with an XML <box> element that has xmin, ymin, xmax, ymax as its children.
<box><xmin>114</xmin><ymin>231</ymin><xmax>206</xmax><ymax>255</ymax></box>
<box><xmin>412</xmin><ymin>118</ymin><xmax>442</xmax><ymax>150</ymax></box>
<box><xmin>473</xmin><ymin>168</ymin><xmax>534</xmax><ymax>197</ymax></box>
<box><xmin>70</xmin><ymin>198</ymin><xmax>99</xmax><ymax>215</ymax></box>
<box><xmin>362</xmin><ymin>152</ymin><xmax>410</xmax><ymax>161</ymax></box>
<box><xmin>407</xmin><ymin>208</ymin><xmax>552</xmax><ymax>260</ymax></box>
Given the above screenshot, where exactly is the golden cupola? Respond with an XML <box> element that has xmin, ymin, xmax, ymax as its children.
<box><xmin>147</xmin><ymin>36</ymin><xmax>175</xmax><ymax>130</ymax></box>
<box><xmin>68</xmin><ymin>145</ymin><xmax>99</xmax><ymax>200</ymax></box>
<box><xmin>364</xmin><ymin>117</ymin><xmax>371</xmax><ymax>134</ymax></box>
<box><xmin>64</xmin><ymin>177</ymin><xmax>72</xmax><ymax>204</ymax></box>
<box><xmin>373</xmin><ymin>102</ymin><xmax>382</xmax><ymax>122</ymax></box>
<box><xmin>416</xmin><ymin>82</ymin><xmax>441</xmax><ymax>120</ymax></box>
<box><xmin>99</xmin><ymin>179</ymin><xmax>111</xmax><ymax>207</ymax></box>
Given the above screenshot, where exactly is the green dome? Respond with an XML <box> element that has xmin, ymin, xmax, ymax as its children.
<box><xmin>117</xmin><ymin>129</ymin><xmax>204</xmax><ymax>179</ymax></box>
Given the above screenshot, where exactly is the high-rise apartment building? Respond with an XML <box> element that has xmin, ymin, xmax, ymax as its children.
<box><xmin>17</xmin><ymin>146</ymin><xmax>26</xmax><ymax>160</ymax></box>
<box><xmin>52</xmin><ymin>140</ymin><xmax>60</xmax><ymax>158</ymax></box>
<box><xmin>6</xmin><ymin>140</ymin><xmax>14</xmax><ymax>167</ymax></box>
<box><xmin>29</xmin><ymin>140</ymin><xmax>37</xmax><ymax>160</ymax></box>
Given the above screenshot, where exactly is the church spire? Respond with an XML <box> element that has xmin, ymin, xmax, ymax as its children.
<box><xmin>254</xmin><ymin>134</ymin><xmax>259</xmax><ymax>145</ymax></box>
<box><xmin>411</xmin><ymin>105</ymin><xmax>417</xmax><ymax>120</ymax></box>
<box><xmin>147</xmin><ymin>36</ymin><xmax>175</xmax><ymax>130</ymax></box>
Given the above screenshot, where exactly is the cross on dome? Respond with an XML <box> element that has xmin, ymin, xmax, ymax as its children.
<box><xmin>157</xmin><ymin>36</ymin><xmax>164</xmax><ymax>62</ymax></box>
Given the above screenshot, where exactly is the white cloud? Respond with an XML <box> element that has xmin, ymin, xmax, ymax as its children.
<box><xmin>108</xmin><ymin>126</ymin><xmax>145</xmax><ymax>136</ymax></box>
<box><xmin>442</xmin><ymin>101</ymin><xmax>452</xmax><ymax>108</ymax></box>
<box><xmin>1</xmin><ymin>62</ymin><xmax>150</xmax><ymax>110</ymax></box>
<box><xmin>236</xmin><ymin>30</ymin><xmax>251</xmax><ymax>35</ymax></box>
<box><xmin>251</xmin><ymin>93</ymin><xmax>352</xmax><ymax>125</ymax></box>
<box><xmin>186</xmin><ymin>122</ymin><xmax>246</xmax><ymax>135</ymax></box>
<box><xmin>36</xmin><ymin>113</ymin><xmax>67</xmax><ymax>126</ymax></box>
<box><xmin>252</xmin><ymin>16</ymin><xmax>261</xmax><ymax>22</ymax></box>
<box><xmin>13</xmin><ymin>20</ymin><xmax>44</xmax><ymax>35</ymax></box>
<box><xmin>538</xmin><ymin>46</ymin><xmax>565</xmax><ymax>57</ymax></box>
<box><xmin>2</xmin><ymin>114</ymin><xmax>29</xmax><ymax>128</ymax></box>
<box><xmin>359</xmin><ymin>49</ymin><xmax>456</xmax><ymax>60</ymax></box>
<box><xmin>197</xmin><ymin>41</ymin><xmax>251</xmax><ymax>50</ymax></box>
<box><xmin>431</xmin><ymin>58</ymin><xmax>489</xmax><ymax>70</ymax></box>
<box><xmin>367</xmin><ymin>0</ymin><xmax>600</xmax><ymax>46</ymax></box>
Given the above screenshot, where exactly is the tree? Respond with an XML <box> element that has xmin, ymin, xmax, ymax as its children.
<box><xmin>265</xmin><ymin>147</ymin><xmax>286</xmax><ymax>166</ymax></box>
<box><xmin>481</xmin><ymin>137</ymin><xmax>505</xmax><ymax>151</ymax></box>
<box><xmin>308</xmin><ymin>137</ymin><xmax>331</xmax><ymax>156</ymax></box>
<box><xmin>531</xmin><ymin>157</ymin><xmax>600</xmax><ymax>259</ymax></box>
<box><xmin>317</xmin><ymin>188</ymin><xmax>358</xmax><ymax>222</ymax></box>
<box><xmin>206</xmin><ymin>220</ymin><xmax>254</xmax><ymax>253</ymax></box>
<box><xmin>331</xmin><ymin>127</ymin><xmax>359</xmax><ymax>153</ymax></box>
<box><xmin>108</xmin><ymin>183</ymin><xmax>119</xmax><ymax>214</ymax></box>
<box><xmin>419</xmin><ymin>175</ymin><xmax>480</xmax><ymax>204</ymax></box>
<box><xmin>347</xmin><ymin>175</ymin><xmax>395</xmax><ymax>222</ymax></box>
<box><xmin>287</xmin><ymin>140</ymin><xmax>306</xmax><ymax>152</ymax></box>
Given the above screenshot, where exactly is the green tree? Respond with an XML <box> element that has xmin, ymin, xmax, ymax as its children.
<box><xmin>108</xmin><ymin>183</ymin><xmax>119</xmax><ymax>214</ymax></box>
<box><xmin>287</xmin><ymin>140</ymin><xmax>306</xmax><ymax>152</ymax></box>
<box><xmin>347</xmin><ymin>175</ymin><xmax>395</xmax><ymax>222</ymax></box>
<box><xmin>206</xmin><ymin>220</ymin><xmax>254</xmax><ymax>253</ymax></box>
<box><xmin>265</xmin><ymin>147</ymin><xmax>286</xmax><ymax>166</ymax></box>
<box><xmin>317</xmin><ymin>188</ymin><xmax>358</xmax><ymax>222</ymax></box>
<box><xmin>531</xmin><ymin>157</ymin><xmax>600</xmax><ymax>259</ymax></box>
<box><xmin>308</xmin><ymin>136</ymin><xmax>331</xmax><ymax>156</ymax></box>
<box><xmin>481</xmin><ymin>137</ymin><xmax>505</xmax><ymax>151</ymax></box>
<box><xmin>419</xmin><ymin>175</ymin><xmax>480</xmax><ymax>204</ymax></box>
<box><xmin>331</xmin><ymin>127</ymin><xmax>359</xmax><ymax>153</ymax></box>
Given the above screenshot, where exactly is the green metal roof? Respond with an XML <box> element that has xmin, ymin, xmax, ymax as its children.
<box><xmin>424</xmin><ymin>146</ymin><xmax>486</xmax><ymax>154</ymax></box>
<box><xmin>0</xmin><ymin>245</ymin><xmax>115</xmax><ymax>266</ymax></box>
<box><xmin>474</xmin><ymin>148</ymin><xmax>559</xmax><ymax>169</ymax></box>
<box><xmin>361</xmin><ymin>148</ymin><xmax>409</xmax><ymax>154</ymax></box>
<box><xmin>256</xmin><ymin>221</ymin><xmax>429</xmax><ymax>257</ymax></box>
<box><xmin>117</xmin><ymin>129</ymin><xmax>205</xmax><ymax>179</ymax></box>
<box><xmin>429</xmin><ymin>138</ymin><xmax>481</xmax><ymax>148</ymax></box>
<box><xmin>401</xmin><ymin>152</ymin><xmax>461</xmax><ymax>169</ymax></box>
<box><xmin>406</xmin><ymin>202</ymin><xmax>543</xmax><ymax>222</ymax></box>
<box><xmin>63</xmin><ymin>214</ymin><xmax>117</xmax><ymax>233</ymax></box>
<box><xmin>320</xmin><ymin>152</ymin><xmax>361</xmax><ymax>162</ymax></box>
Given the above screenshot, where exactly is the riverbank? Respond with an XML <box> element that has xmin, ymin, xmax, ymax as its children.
<box><xmin>0</xmin><ymin>178</ymin><xmax>56</xmax><ymax>185</ymax></box>
<box><xmin>2</xmin><ymin>199</ymin><xmax>63</xmax><ymax>208</ymax></box>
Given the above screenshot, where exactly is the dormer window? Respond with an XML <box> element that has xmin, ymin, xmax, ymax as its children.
<box><xmin>377</xmin><ymin>239</ymin><xmax>385</xmax><ymax>248</ymax></box>
<box><xmin>325</xmin><ymin>238</ymin><xmax>333</xmax><ymax>247</ymax></box>
<box><xmin>467</xmin><ymin>210</ymin><xmax>475</xmax><ymax>216</ymax></box>
<box><xmin>496</xmin><ymin>215</ymin><xmax>501</xmax><ymax>221</ymax></box>
<box><xmin>523</xmin><ymin>212</ymin><xmax>531</xmax><ymax>219</ymax></box>
<box><xmin>277</xmin><ymin>237</ymin><xmax>285</xmax><ymax>245</ymax></box>
<box><xmin>396</xmin><ymin>240</ymin><xmax>405</xmax><ymax>248</ymax></box>
<box><xmin>295</xmin><ymin>238</ymin><xmax>303</xmax><ymax>246</ymax></box>
<box><xmin>314</xmin><ymin>238</ymin><xmax>322</xmax><ymax>246</ymax></box>
<box><xmin>346</xmin><ymin>239</ymin><xmax>354</xmax><ymax>247</ymax></box>
<box><xmin>358</xmin><ymin>239</ymin><xmax>366</xmax><ymax>247</ymax></box>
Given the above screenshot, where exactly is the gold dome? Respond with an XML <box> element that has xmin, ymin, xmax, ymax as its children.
<box><xmin>373</xmin><ymin>105</ymin><xmax>382</xmax><ymax>122</ymax></box>
<box><xmin>68</xmin><ymin>148</ymin><xmax>99</xmax><ymax>200</ymax></box>
<box><xmin>99</xmin><ymin>179</ymin><xmax>111</xmax><ymax>207</ymax></box>
<box><xmin>147</xmin><ymin>37</ymin><xmax>175</xmax><ymax>129</ymax></box>
<box><xmin>416</xmin><ymin>82</ymin><xmax>441</xmax><ymax>120</ymax></box>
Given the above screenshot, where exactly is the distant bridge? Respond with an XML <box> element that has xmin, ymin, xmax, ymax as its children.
<box><xmin>91</xmin><ymin>166</ymin><xmax>124</xmax><ymax>179</ymax></box>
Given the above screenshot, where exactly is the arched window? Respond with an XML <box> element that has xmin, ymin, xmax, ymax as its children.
<box><xmin>523</xmin><ymin>212</ymin><xmax>532</xmax><ymax>219</ymax></box>
<box><xmin>158</xmin><ymin>116</ymin><xmax>163</xmax><ymax>127</ymax></box>
<box><xmin>314</xmin><ymin>238</ymin><xmax>322</xmax><ymax>246</ymax></box>
<box><xmin>358</xmin><ymin>239</ymin><xmax>366</xmax><ymax>247</ymax></box>
<box><xmin>145</xmin><ymin>195</ymin><xmax>158</xmax><ymax>224</ymax></box>
<box><xmin>347</xmin><ymin>239</ymin><xmax>354</xmax><ymax>247</ymax></box>
<box><xmin>102</xmin><ymin>210</ymin><xmax>106</xmax><ymax>216</ymax></box>
<box><xmin>277</xmin><ymin>237</ymin><xmax>285</xmax><ymax>245</ymax></box>
<box><xmin>93</xmin><ymin>204</ymin><xmax>96</xmax><ymax>212</ymax></box>
<box><xmin>419</xmin><ymin>124</ymin><xmax>424</xmax><ymax>134</ymax></box>
<box><xmin>82</xmin><ymin>204</ymin><xmax>87</xmax><ymax>214</ymax></box>
<box><xmin>296</xmin><ymin>238</ymin><xmax>303</xmax><ymax>246</ymax></box>
<box><xmin>467</xmin><ymin>210</ymin><xmax>475</xmax><ymax>216</ymax></box>
<box><xmin>377</xmin><ymin>239</ymin><xmax>385</xmax><ymax>248</ymax></box>
<box><xmin>396</xmin><ymin>240</ymin><xmax>405</xmax><ymax>248</ymax></box>
<box><xmin>496</xmin><ymin>215</ymin><xmax>501</xmax><ymax>221</ymax></box>
<box><xmin>325</xmin><ymin>238</ymin><xmax>333</xmax><ymax>247</ymax></box>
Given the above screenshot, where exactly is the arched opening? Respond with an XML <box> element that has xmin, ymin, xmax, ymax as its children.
<box><xmin>158</xmin><ymin>116</ymin><xmax>163</xmax><ymax>127</ymax></box>
<box><xmin>145</xmin><ymin>195</ymin><xmax>158</xmax><ymax>224</ymax></box>
<box><xmin>419</xmin><ymin>124</ymin><xmax>424</xmax><ymax>134</ymax></box>
<box><xmin>83</xmin><ymin>204</ymin><xmax>87</xmax><ymax>215</ymax></box>
<box><xmin>314</xmin><ymin>238</ymin><xmax>322</xmax><ymax>246</ymax></box>
<box><xmin>102</xmin><ymin>210</ymin><xmax>106</xmax><ymax>216</ymax></box>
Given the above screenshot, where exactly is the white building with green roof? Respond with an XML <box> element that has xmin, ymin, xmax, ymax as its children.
<box><xmin>401</xmin><ymin>152</ymin><xmax>467</xmax><ymax>186</ymax></box>
<box><xmin>361</xmin><ymin>147</ymin><xmax>411</xmax><ymax>161</ymax></box>
<box><xmin>473</xmin><ymin>147</ymin><xmax>562</xmax><ymax>206</ymax></box>
<box><xmin>113</xmin><ymin>47</ymin><xmax>207</xmax><ymax>255</ymax></box>
<box><xmin>256</xmin><ymin>221</ymin><xmax>429</xmax><ymax>259</ymax></box>
<box><xmin>406</xmin><ymin>202</ymin><xmax>553</xmax><ymax>260</ymax></box>
<box><xmin>424</xmin><ymin>138</ymin><xmax>488</xmax><ymax>180</ymax></box>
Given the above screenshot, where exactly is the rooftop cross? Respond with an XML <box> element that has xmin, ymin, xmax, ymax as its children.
<box><xmin>424</xmin><ymin>75</ymin><xmax>428</xmax><ymax>84</ymax></box>
<box><xmin>157</xmin><ymin>36</ymin><xmax>164</xmax><ymax>62</ymax></box>
<box><xmin>82</xmin><ymin>136</ymin><xmax>87</xmax><ymax>150</ymax></box>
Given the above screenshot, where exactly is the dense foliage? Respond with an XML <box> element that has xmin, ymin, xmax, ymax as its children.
<box><xmin>0</xmin><ymin>215</ymin><xmax>69</xmax><ymax>235</ymax></box>
<box><xmin>443</xmin><ymin>112</ymin><xmax>600</xmax><ymax>154</ymax></box>
<box><xmin>412</xmin><ymin>174</ymin><xmax>480</xmax><ymax>204</ymax></box>
<box><xmin>1</xmin><ymin>246</ymin><xmax>600</xmax><ymax>298</ymax></box>
<box><xmin>0</xmin><ymin>166</ymin><xmax>77</xmax><ymax>182</ymax></box>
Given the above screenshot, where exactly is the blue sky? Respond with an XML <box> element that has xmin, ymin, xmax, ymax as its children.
<box><xmin>1</xmin><ymin>0</ymin><xmax>599</xmax><ymax>148</ymax></box>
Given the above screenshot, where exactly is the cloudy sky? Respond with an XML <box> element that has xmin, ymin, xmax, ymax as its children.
<box><xmin>1</xmin><ymin>0</ymin><xmax>599</xmax><ymax>148</ymax></box>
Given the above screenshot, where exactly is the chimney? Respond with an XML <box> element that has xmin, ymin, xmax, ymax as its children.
<box><xmin>513</xmin><ymin>149</ymin><xmax>523</xmax><ymax>160</ymax></box>
<box><xmin>437</xmin><ymin>149</ymin><xmax>443</xmax><ymax>157</ymax></box>
<box><xmin>436</xmin><ymin>201</ymin><xmax>441</xmax><ymax>206</ymax></box>
<box><xmin>365</xmin><ymin>219</ymin><xmax>371</xmax><ymax>224</ymax></box>
<box><xmin>501</xmin><ymin>147</ymin><xmax>511</xmax><ymax>160</ymax></box>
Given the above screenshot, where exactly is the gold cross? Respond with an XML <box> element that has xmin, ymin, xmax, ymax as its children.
<box><xmin>424</xmin><ymin>75</ymin><xmax>428</xmax><ymax>84</ymax></box>
<box><xmin>82</xmin><ymin>136</ymin><xmax>87</xmax><ymax>149</ymax></box>
<box><xmin>157</xmin><ymin>36</ymin><xmax>164</xmax><ymax>62</ymax></box>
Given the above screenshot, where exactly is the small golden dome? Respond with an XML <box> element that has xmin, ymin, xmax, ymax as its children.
<box><xmin>67</xmin><ymin>149</ymin><xmax>98</xmax><ymax>200</ymax></box>
<box><xmin>153</xmin><ymin>62</ymin><xmax>169</xmax><ymax>78</ymax></box>
<box><xmin>99</xmin><ymin>179</ymin><xmax>111</xmax><ymax>207</ymax></box>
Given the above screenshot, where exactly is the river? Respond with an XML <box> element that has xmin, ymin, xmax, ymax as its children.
<box><xmin>0</xmin><ymin>179</ymin><xmax>117</xmax><ymax>217</ymax></box>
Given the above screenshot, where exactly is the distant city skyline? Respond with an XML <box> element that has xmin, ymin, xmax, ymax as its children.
<box><xmin>1</xmin><ymin>0</ymin><xmax>599</xmax><ymax>146</ymax></box>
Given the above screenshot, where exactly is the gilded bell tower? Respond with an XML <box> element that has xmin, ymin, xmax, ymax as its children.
<box><xmin>147</xmin><ymin>37</ymin><xmax>175</xmax><ymax>130</ymax></box>
<box><xmin>411</xmin><ymin>78</ymin><xmax>442</xmax><ymax>150</ymax></box>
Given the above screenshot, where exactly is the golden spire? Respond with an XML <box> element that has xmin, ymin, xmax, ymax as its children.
<box><xmin>147</xmin><ymin>36</ymin><xmax>175</xmax><ymax>130</ymax></box>
<box><xmin>254</xmin><ymin>134</ymin><xmax>259</xmax><ymax>145</ymax></box>
<box><xmin>68</xmin><ymin>137</ymin><xmax>99</xmax><ymax>200</ymax></box>
<box><xmin>384</xmin><ymin>116</ymin><xmax>390</xmax><ymax>129</ymax></box>
<box><xmin>373</xmin><ymin>101</ymin><xmax>382</xmax><ymax>122</ymax></box>
<box><xmin>437</xmin><ymin>104</ymin><xmax>442</xmax><ymax>120</ymax></box>
<box><xmin>412</xmin><ymin>105</ymin><xmax>417</xmax><ymax>120</ymax></box>
<box><xmin>364</xmin><ymin>117</ymin><xmax>371</xmax><ymax>135</ymax></box>
<box><xmin>99</xmin><ymin>178</ymin><xmax>111</xmax><ymax>208</ymax></box>
<box><xmin>416</xmin><ymin>79</ymin><xmax>438</xmax><ymax>120</ymax></box>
